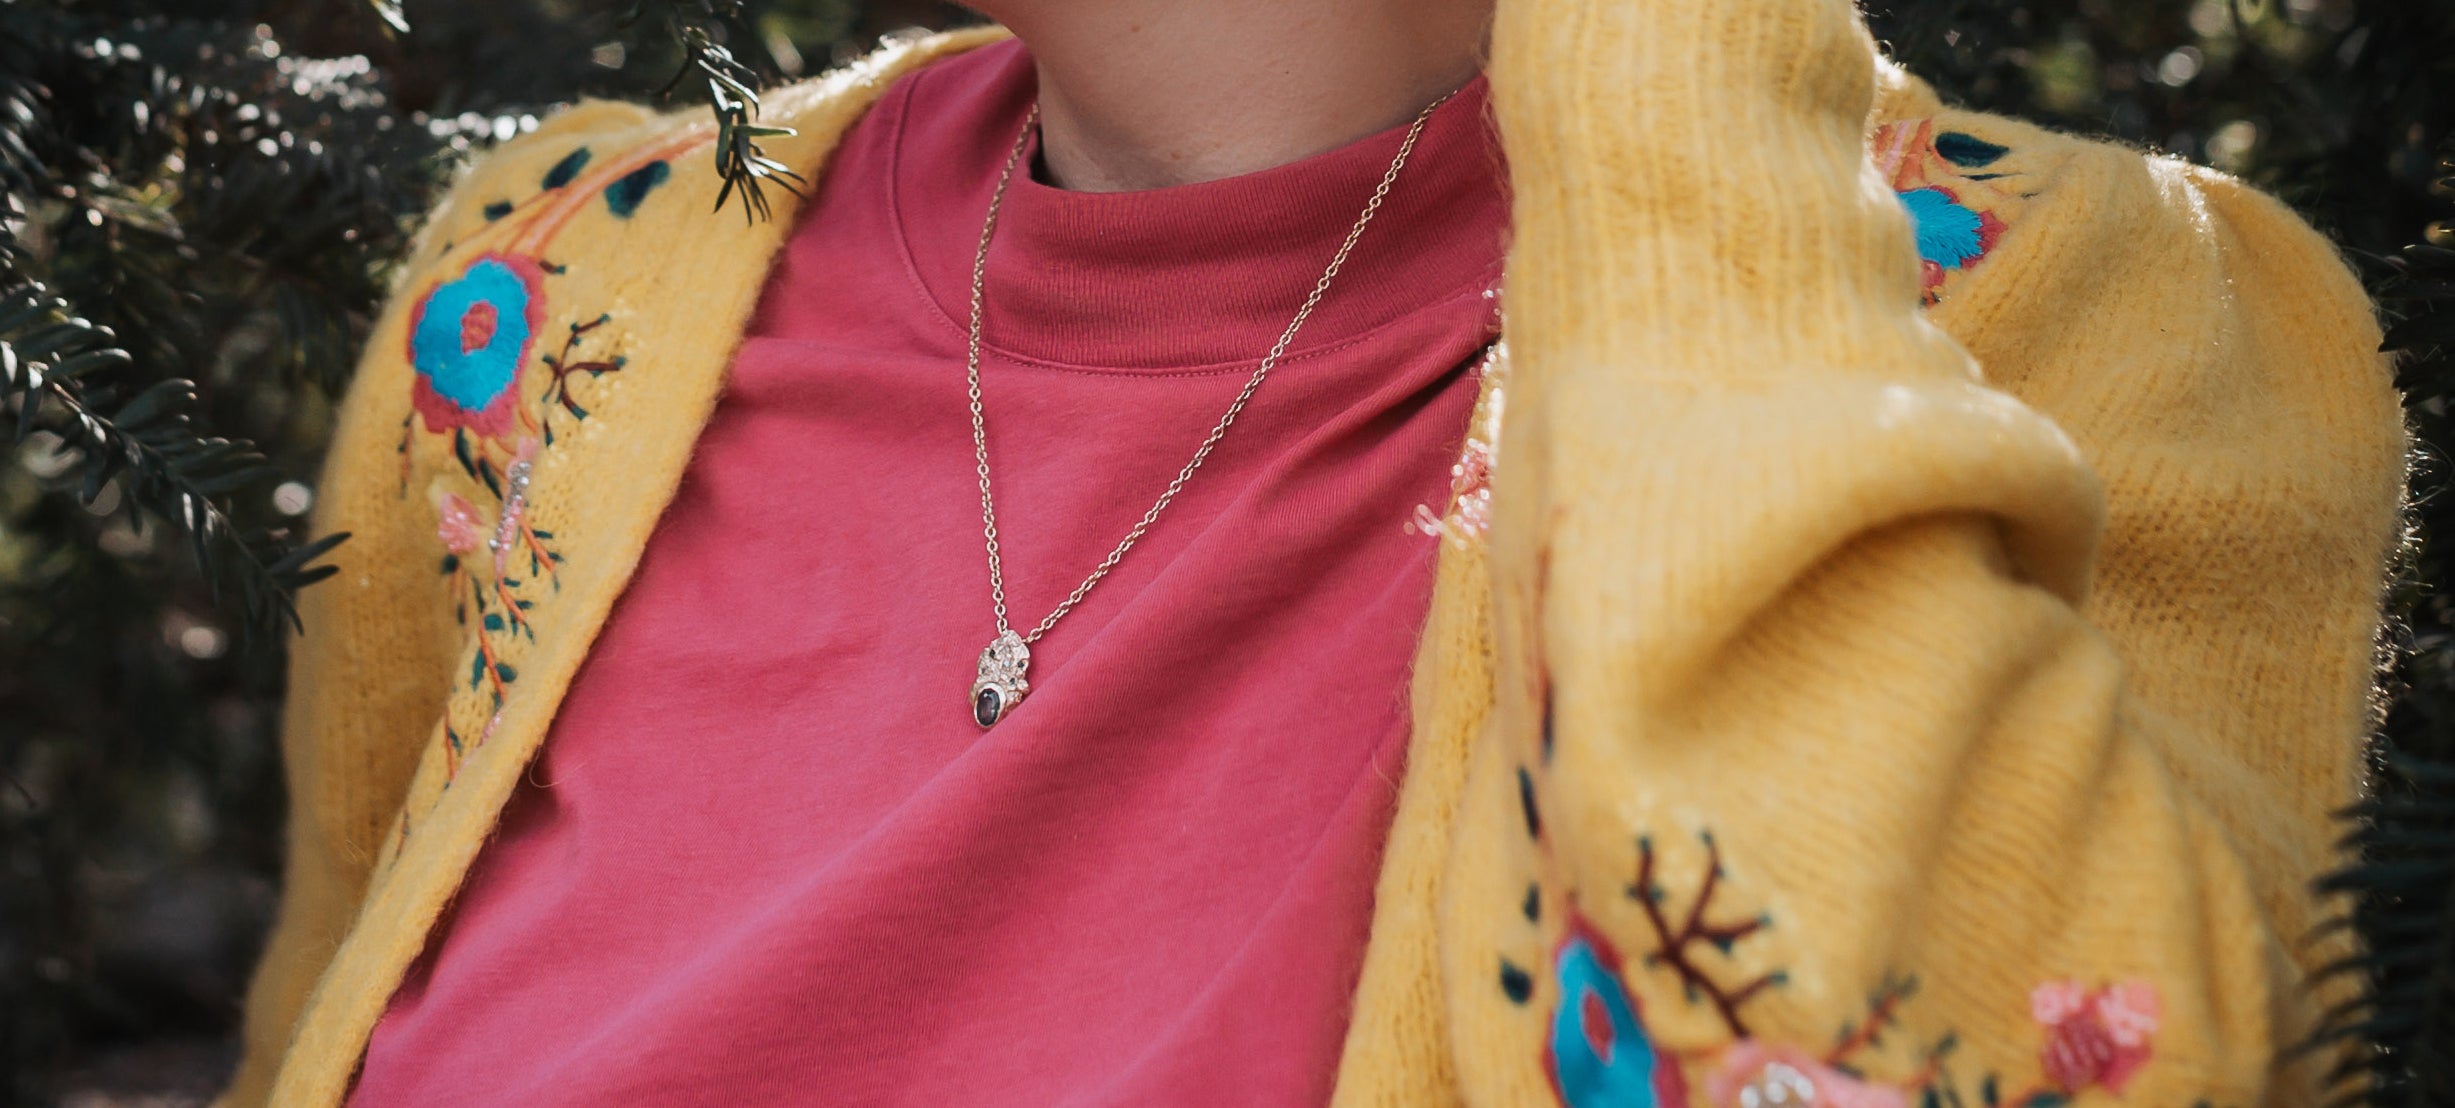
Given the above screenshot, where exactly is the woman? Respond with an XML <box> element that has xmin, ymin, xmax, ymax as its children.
<box><xmin>225</xmin><ymin>0</ymin><xmax>2408</xmax><ymax>1104</ymax></box>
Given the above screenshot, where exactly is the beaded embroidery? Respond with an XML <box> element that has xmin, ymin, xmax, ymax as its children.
<box><xmin>1507</xmin><ymin>760</ymin><xmax>2165</xmax><ymax>1104</ymax></box>
<box><xmin>393</xmin><ymin>128</ymin><xmax>714</xmax><ymax>802</ymax></box>
<box><xmin>1411</xmin><ymin>338</ymin><xmax>1507</xmax><ymax>545</ymax></box>
<box><xmin>1514</xmin><ymin>831</ymin><xmax>2167</xmax><ymax>1106</ymax></box>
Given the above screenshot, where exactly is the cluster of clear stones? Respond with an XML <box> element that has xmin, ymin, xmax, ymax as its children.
<box><xmin>484</xmin><ymin>458</ymin><xmax>534</xmax><ymax>566</ymax></box>
<box><xmin>971</xmin><ymin>630</ymin><xmax>1031</xmax><ymax>728</ymax></box>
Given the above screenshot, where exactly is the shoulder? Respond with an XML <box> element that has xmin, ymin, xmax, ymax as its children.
<box><xmin>316</xmin><ymin>23</ymin><xmax>1014</xmax><ymax>623</ymax></box>
<box><xmin>1863</xmin><ymin>60</ymin><xmax>2372</xmax><ymax>329</ymax></box>
<box><xmin>1860</xmin><ymin>64</ymin><xmax>2405</xmax><ymax>667</ymax></box>
<box><xmin>1864</xmin><ymin>62</ymin><xmax>2394</xmax><ymax>443</ymax></box>
<box><xmin>393</xmin><ymin>99</ymin><xmax>669</xmax><ymax>281</ymax></box>
<box><xmin>400</xmin><ymin>25</ymin><xmax>1010</xmax><ymax>284</ymax></box>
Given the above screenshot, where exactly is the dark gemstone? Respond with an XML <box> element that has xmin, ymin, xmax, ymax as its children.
<box><xmin>974</xmin><ymin>686</ymin><xmax>1003</xmax><ymax>728</ymax></box>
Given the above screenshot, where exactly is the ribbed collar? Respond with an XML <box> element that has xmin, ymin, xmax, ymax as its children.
<box><xmin>889</xmin><ymin>39</ymin><xmax>1506</xmax><ymax>372</ymax></box>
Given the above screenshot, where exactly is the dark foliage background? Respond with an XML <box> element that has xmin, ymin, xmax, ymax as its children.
<box><xmin>0</xmin><ymin>0</ymin><xmax>2448</xmax><ymax>1103</ymax></box>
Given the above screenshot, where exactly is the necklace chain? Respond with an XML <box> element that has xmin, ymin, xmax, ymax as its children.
<box><xmin>967</xmin><ymin>96</ymin><xmax>1448</xmax><ymax>647</ymax></box>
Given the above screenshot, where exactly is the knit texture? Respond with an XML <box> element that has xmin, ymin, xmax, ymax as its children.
<box><xmin>226</xmin><ymin>6</ymin><xmax>2404</xmax><ymax>1104</ymax></box>
<box><xmin>1335</xmin><ymin>2</ymin><xmax>2401</xmax><ymax>1106</ymax></box>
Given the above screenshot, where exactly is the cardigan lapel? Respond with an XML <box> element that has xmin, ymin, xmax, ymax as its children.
<box><xmin>268</xmin><ymin>29</ymin><xmax>1007</xmax><ymax>1105</ymax></box>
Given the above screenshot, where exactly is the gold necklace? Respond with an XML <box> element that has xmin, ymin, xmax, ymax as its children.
<box><xmin>964</xmin><ymin>95</ymin><xmax>1451</xmax><ymax>728</ymax></box>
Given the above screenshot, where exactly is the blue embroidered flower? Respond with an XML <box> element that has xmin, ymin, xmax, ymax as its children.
<box><xmin>408</xmin><ymin>253</ymin><xmax>545</xmax><ymax>438</ymax></box>
<box><xmin>1896</xmin><ymin>185</ymin><xmax>2008</xmax><ymax>304</ymax></box>
<box><xmin>1547</xmin><ymin>930</ymin><xmax>1687</xmax><ymax>1107</ymax></box>
<box><xmin>1899</xmin><ymin>187</ymin><xmax>1989</xmax><ymax>271</ymax></box>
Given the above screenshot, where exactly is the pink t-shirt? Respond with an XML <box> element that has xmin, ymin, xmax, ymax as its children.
<box><xmin>353</xmin><ymin>41</ymin><xmax>1506</xmax><ymax>1106</ymax></box>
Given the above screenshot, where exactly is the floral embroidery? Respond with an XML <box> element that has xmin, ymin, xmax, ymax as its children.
<box><xmin>407</xmin><ymin>252</ymin><xmax>546</xmax><ymax>439</ymax></box>
<box><xmin>2031</xmin><ymin>979</ymin><xmax>2162</xmax><ymax>1096</ymax></box>
<box><xmin>1410</xmin><ymin>338</ymin><xmax>1506</xmax><ymax>545</ymax></box>
<box><xmin>541</xmin><ymin>145</ymin><xmax>591</xmax><ymax>189</ymax></box>
<box><xmin>536</xmin><ymin>313</ymin><xmax>626</xmax><ymax>445</ymax></box>
<box><xmin>1512</xmin><ymin>815</ymin><xmax>2163</xmax><ymax>1106</ymax></box>
<box><xmin>434</xmin><ymin>491</ymin><xmax>484</xmax><ymax>555</ymax></box>
<box><xmin>431</xmin><ymin>442</ymin><xmax>549</xmax><ymax>708</ymax></box>
<box><xmin>605</xmin><ymin>159</ymin><xmax>671</xmax><ymax>217</ymax></box>
<box><xmin>390</xmin><ymin>129</ymin><xmax>714</xmax><ymax>803</ymax></box>
<box><xmin>1933</xmin><ymin>132</ymin><xmax>2010</xmax><ymax>170</ymax></box>
<box><xmin>1900</xmin><ymin>187</ymin><xmax>2002</xmax><ymax>284</ymax></box>
<box><xmin>1701</xmin><ymin>978</ymin><xmax>1934</xmax><ymax>1108</ymax></box>
<box><xmin>1709</xmin><ymin>1042</ymin><xmax>1910</xmax><ymax>1108</ymax></box>
<box><xmin>1624</xmin><ymin>833</ymin><xmax>1781</xmax><ymax>1035</ymax></box>
<box><xmin>1547</xmin><ymin>917</ymin><xmax>1689</xmax><ymax>1108</ymax></box>
<box><xmin>1873</xmin><ymin>119</ymin><xmax>2018</xmax><ymax>306</ymax></box>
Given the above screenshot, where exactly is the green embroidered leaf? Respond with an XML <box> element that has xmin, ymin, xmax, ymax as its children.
<box><xmin>483</xmin><ymin>613</ymin><xmax>503</xmax><ymax>631</ymax></box>
<box><xmin>541</xmin><ymin>146</ymin><xmax>592</xmax><ymax>190</ymax></box>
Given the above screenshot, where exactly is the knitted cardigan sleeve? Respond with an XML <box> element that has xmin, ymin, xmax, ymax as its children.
<box><xmin>222</xmin><ymin>99</ymin><xmax>654</xmax><ymax>1108</ymax></box>
<box><xmin>1428</xmin><ymin>1</ymin><xmax>2408</xmax><ymax>1104</ymax></box>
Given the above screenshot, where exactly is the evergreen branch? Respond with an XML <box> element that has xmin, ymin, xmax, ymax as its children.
<box><xmin>2309</xmin><ymin>133</ymin><xmax>2455</xmax><ymax>1108</ymax></box>
<box><xmin>364</xmin><ymin>0</ymin><xmax>408</xmax><ymax>35</ymax></box>
<box><xmin>632</xmin><ymin>0</ymin><xmax>803</xmax><ymax>225</ymax></box>
<box><xmin>0</xmin><ymin>280</ymin><xmax>344</xmax><ymax>635</ymax></box>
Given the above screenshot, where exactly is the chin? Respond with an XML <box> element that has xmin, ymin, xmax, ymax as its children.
<box><xmin>951</xmin><ymin>2</ymin><xmax>1033</xmax><ymax>27</ymax></box>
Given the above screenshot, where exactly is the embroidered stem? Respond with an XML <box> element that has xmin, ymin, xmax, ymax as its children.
<box><xmin>1827</xmin><ymin>976</ymin><xmax>1920</xmax><ymax>1065</ymax></box>
<box><xmin>475</xmin><ymin>630</ymin><xmax>507</xmax><ymax>703</ymax></box>
<box><xmin>1628</xmin><ymin>831</ymin><xmax>1781</xmax><ymax>1038</ymax></box>
<box><xmin>541</xmin><ymin>314</ymin><xmax>624</xmax><ymax>431</ymax></box>
<box><xmin>509</xmin><ymin>131</ymin><xmax>715</xmax><ymax>255</ymax></box>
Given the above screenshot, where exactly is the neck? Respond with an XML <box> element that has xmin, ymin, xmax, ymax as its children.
<box><xmin>987</xmin><ymin>1</ymin><xmax>1491</xmax><ymax>192</ymax></box>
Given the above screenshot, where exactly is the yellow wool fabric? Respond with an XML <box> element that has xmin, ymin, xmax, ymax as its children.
<box><xmin>1339</xmin><ymin>2</ymin><xmax>2400</xmax><ymax>1105</ymax></box>
<box><xmin>227</xmin><ymin>5</ymin><xmax>2403</xmax><ymax>1105</ymax></box>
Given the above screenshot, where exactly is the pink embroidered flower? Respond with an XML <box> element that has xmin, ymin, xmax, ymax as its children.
<box><xmin>2030</xmin><ymin>978</ymin><xmax>2161</xmax><ymax>1094</ymax></box>
<box><xmin>434</xmin><ymin>492</ymin><xmax>484</xmax><ymax>555</ymax></box>
<box><xmin>2028</xmin><ymin>980</ymin><xmax>2089</xmax><ymax>1026</ymax></box>
<box><xmin>2096</xmin><ymin>979</ymin><xmax>2163</xmax><ymax>1048</ymax></box>
<box><xmin>1707</xmin><ymin>1042</ymin><xmax>1912</xmax><ymax>1108</ymax></box>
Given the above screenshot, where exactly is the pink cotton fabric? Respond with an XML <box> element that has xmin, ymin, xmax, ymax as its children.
<box><xmin>352</xmin><ymin>40</ymin><xmax>1506</xmax><ymax>1107</ymax></box>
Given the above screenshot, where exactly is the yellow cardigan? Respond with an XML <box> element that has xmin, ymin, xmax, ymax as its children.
<box><xmin>228</xmin><ymin>4</ymin><xmax>2407</xmax><ymax>1105</ymax></box>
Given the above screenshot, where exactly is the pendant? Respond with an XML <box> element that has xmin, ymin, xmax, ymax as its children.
<box><xmin>971</xmin><ymin>629</ymin><xmax>1031</xmax><ymax>728</ymax></box>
